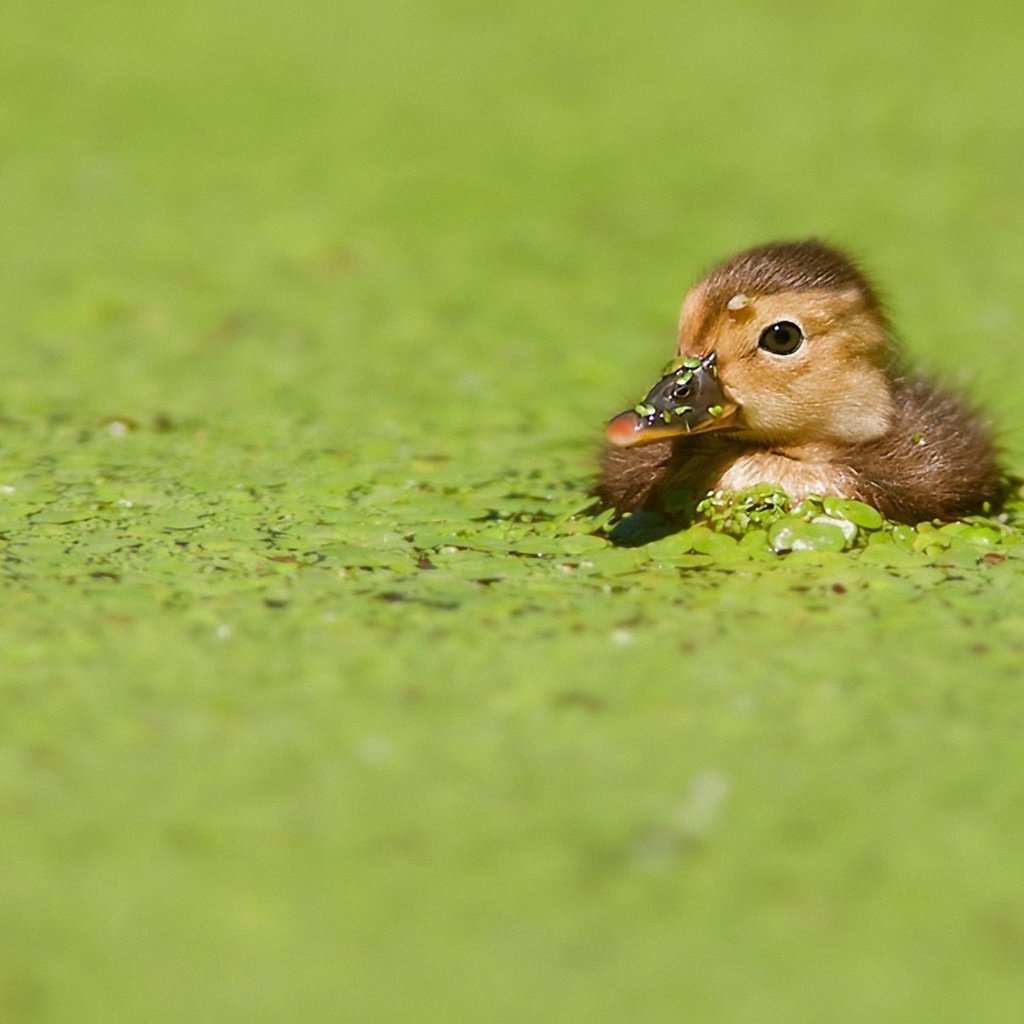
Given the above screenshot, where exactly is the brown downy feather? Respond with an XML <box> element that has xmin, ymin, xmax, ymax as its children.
<box><xmin>597</xmin><ymin>439</ymin><xmax>678</xmax><ymax>514</ymax></box>
<box><xmin>842</xmin><ymin>378</ymin><xmax>1003</xmax><ymax>522</ymax></box>
<box><xmin>697</xmin><ymin>240</ymin><xmax>887</xmax><ymax>319</ymax></box>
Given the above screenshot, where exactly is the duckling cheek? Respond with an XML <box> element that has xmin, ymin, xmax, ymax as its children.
<box><xmin>723</xmin><ymin>385</ymin><xmax>801</xmax><ymax>437</ymax></box>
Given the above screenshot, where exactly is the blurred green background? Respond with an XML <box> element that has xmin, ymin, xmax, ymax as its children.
<box><xmin>2</xmin><ymin>2</ymin><xmax>1024</xmax><ymax>1021</ymax></box>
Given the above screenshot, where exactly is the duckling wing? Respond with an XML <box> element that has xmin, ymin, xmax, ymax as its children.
<box><xmin>596</xmin><ymin>439</ymin><xmax>678</xmax><ymax>513</ymax></box>
<box><xmin>845</xmin><ymin>378</ymin><xmax>1002</xmax><ymax>523</ymax></box>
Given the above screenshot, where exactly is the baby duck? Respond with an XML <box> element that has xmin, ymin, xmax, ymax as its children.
<box><xmin>598</xmin><ymin>240</ymin><xmax>1002</xmax><ymax>524</ymax></box>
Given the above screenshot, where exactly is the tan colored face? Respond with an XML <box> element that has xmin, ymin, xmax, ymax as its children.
<box><xmin>676</xmin><ymin>284</ymin><xmax>895</xmax><ymax>446</ymax></box>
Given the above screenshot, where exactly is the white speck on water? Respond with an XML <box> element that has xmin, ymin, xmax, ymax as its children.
<box><xmin>673</xmin><ymin>769</ymin><xmax>730</xmax><ymax>838</ymax></box>
<box><xmin>358</xmin><ymin>737</ymin><xmax>393</xmax><ymax>767</ymax></box>
<box><xmin>732</xmin><ymin>694</ymin><xmax>756</xmax><ymax>716</ymax></box>
<box><xmin>214</xmin><ymin>623</ymin><xmax>232</xmax><ymax>641</ymax></box>
<box><xmin>0</xmin><ymin>485</ymin><xmax>15</xmax><ymax>495</ymax></box>
<box><xmin>982</xmin><ymin>302</ymin><xmax>1014</xmax><ymax>333</ymax></box>
<box><xmin>610</xmin><ymin>628</ymin><xmax>634</xmax><ymax>646</ymax></box>
<box><xmin>107</xmin><ymin>420</ymin><xmax>131</xmax><ymax>438</ymax></box>
<box><xmin>633</xmin><ymin>769</ymin><xmax>732</xmax><ymax>869</ymax></box>
<box><xmin>116</xmin><ymin>498</ymin><xmax>134</xmax><ymax>508</ymax></box>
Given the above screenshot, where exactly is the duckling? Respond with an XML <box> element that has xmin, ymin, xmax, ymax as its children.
<box><xmin>597</xmin><ymin>240</ymin><xmax>1003</xmax><ymax>524</ymax></box>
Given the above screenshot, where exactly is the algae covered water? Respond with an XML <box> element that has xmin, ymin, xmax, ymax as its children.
<box><xmin>3</xmin><ymin>2</ymin><xmax>1024</xmax><ymax>1022</ymax></box>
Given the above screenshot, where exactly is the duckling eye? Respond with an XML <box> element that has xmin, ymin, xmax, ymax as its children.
<box><xmin>758</xmin><ymin>321</ymin><xmax>803</xmax><ymax>356</ymax></box>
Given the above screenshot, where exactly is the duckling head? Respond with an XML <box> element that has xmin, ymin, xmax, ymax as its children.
<box><xmin>606</xmin><ymin>240</ymin><xmax>897</xmax><ymax>450</ymax></box>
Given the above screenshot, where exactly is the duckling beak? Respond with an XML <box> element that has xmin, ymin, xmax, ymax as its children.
<box><xmin>605</xmin><ymin>353</ymin><xmax>738</xmax><ymax>448</ymax></box>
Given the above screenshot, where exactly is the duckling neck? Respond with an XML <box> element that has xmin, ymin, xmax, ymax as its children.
<box><xmin>711</xmin><ymin>440</ymin><xmax>858</xmax><ymax>503</ymax></box>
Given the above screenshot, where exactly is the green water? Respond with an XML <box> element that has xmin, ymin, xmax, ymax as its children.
<box><xmin>2</xmin><ymin>2</ymin><xmax>1024</xmax><ymax>1021</ymax></box>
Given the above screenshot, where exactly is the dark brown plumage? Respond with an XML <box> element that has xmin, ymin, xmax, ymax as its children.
<box><xmin>597</xmin><ymin>241</ymin><xmax>1003</xmax><ymax>524</ymax></box>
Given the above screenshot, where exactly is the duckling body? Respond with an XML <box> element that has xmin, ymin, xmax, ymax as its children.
<box><xmin>598</xmin><ymin>241</ymin><xmax>1002</xmax><ymax>524</ymax></box>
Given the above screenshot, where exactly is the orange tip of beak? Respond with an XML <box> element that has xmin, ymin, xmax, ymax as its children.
<box><xmin>605</xmin><ymin>411</ymin><xmax>643</xmax><ymax>447</ymax></box>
